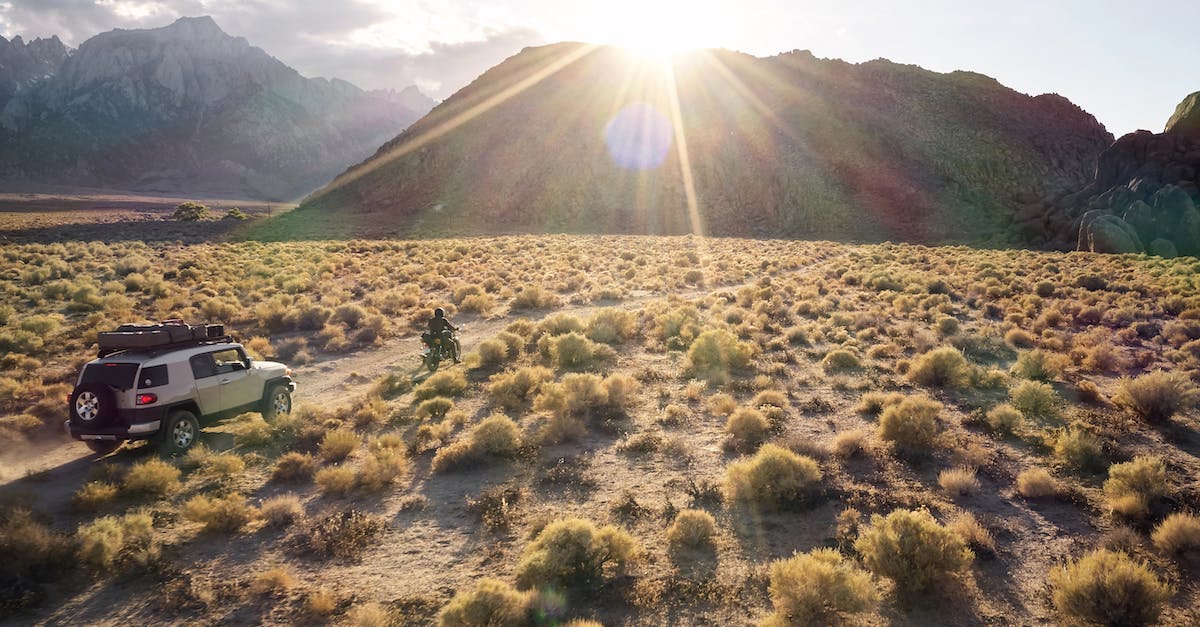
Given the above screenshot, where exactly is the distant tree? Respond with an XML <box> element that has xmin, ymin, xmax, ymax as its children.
<box><xmin>223</xmin><ymin>207</ymin><xmax>249</xmax><ymax>220</ymax></box>
<box><xmin>172</xmin><ymin>202</ymin><xmax>210</xmax><ymax>221</ymax></box>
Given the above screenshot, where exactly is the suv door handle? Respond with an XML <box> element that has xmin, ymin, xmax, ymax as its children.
<box><xmin>219</xmin><ymin>378</ymin><xmax>231</xmax><ymax>385</ymax></box>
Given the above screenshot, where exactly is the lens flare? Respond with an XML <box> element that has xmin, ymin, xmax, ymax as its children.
<box><xmin>604</xmin><ymin>102</ymin><xmax>673</xmax><ymax>170</ymax></box>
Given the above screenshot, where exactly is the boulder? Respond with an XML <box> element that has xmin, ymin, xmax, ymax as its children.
<box><xmin>1148</xmin><ymin>238</ymin><xmax>1178</xmax><ymax>258</ymax></box>
<box><xmin>1078</xmin><ymin>210</ymin><xmax>1143</xmax><ymax>254</ymax></box>
<box><xmin>1122</xmin><ymin>200</ymin><xmax>1158</xmax><ymax>242</ymax></box>
<box><xmin>1150</xmin><ymin>183</ymin><xmax>1197</xmax><ymax>218</ymax></box>
<box><xmin>1165</xmin><ymin>91</ymin><xmax>1200</xmax><ymax>142</ymax></box>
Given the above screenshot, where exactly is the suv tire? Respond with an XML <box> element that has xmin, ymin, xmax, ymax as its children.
<box><xmin>85</xmin><ymin>440</ymin><xmax>121</xmax><ymax>455</ymax></box>
<box><xmin>159</xmin><ymin>409</ymin><xmax>199</xmax><ymax>455</ymax></box>
<box><xmin>69</xmin><ymin>383</ymin><xmax>117</xmax><ymax>426</ymax></box>
<box><xmin>262</xmin><ymin>384</ymin><xmax>292</xmax><ymax>421</ymax></box>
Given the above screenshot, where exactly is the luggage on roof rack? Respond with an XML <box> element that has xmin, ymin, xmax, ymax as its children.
<box><xmin>97</xmin><ymin>321</ymin><xmax>227</xmax><ymax>356</ymax></box>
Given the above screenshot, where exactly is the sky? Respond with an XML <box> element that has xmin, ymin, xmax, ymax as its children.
<box><xmin>1</xmin><ymin>0</ymin><xmax>1196</xmax><ymax>137</ymax></box>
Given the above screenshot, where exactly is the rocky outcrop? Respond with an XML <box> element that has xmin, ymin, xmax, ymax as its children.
<box><xmin>1166</xmin><ymin>91</ymin><xmax>1200</xmax><ymax>142</ymax></box>
<box><xmin>0</xmin><ymin>17</ymin><xmax>433</xmax><ymax>200</ymax></box>
<box><xmin>283</xmin><ymin>44</ymin><xmax>1112</xmax><ymax>242</ymax></box>
<box><xmin>1017</xmin><ymin>91</ymin><xmax>1200</xmax><ymax>257</ymax></box>
<box><xmin>0</xmin><ymin>34</ymin><xmax>69</xmax><ymax>109</ymax></box>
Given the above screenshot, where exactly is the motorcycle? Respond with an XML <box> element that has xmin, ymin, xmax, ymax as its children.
<box><xmin>420</xmin><ymin>330</ymin><xmax>459</xmax><ymax>372</ymax></box>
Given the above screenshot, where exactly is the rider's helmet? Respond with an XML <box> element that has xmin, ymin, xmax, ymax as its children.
<box><xmin>434</xmin><ymin>307</ymin><xmax>445</xmax><ymax>318</ymax></box>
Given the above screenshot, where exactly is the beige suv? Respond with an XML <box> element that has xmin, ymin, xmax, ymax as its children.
<box><xmin>67</xmin><ymin>339</ymin><xmax>295</xmax><ymax>455</ymax></box>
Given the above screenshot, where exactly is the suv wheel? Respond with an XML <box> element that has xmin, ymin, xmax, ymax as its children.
<box><xmin>70</xmin><ymin>383</ymin><xmax>117</xmax><ymax>426</ymax></box>
<box><xmin>159</xmin><ymin>409</ymin><xmax>199</xmax><ymax>455</ymax></box>
<box><xmin>262</xmin><ymin>384</ymin><xmax>292</xmax><ymax>421</ymax></box>
<box><xmin>85</xmin><ymin>440</ymin><xmax>121</xmax><ymax>455</ymax></box>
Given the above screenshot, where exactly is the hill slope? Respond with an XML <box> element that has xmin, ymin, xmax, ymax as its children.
<box><xmin>0</xmin><ymin>17</ymin><xmax>433</xmax><ymax>201</ymax></box>
<box><xmin>277</xmin><ymin>43</ymin><xmax>1112</xmax><ymax>242</ymax></box>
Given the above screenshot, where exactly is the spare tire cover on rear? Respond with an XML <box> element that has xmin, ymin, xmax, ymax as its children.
<box><xmin>70</xmin><ymin>382</ymin><xmax>117</xmax><ymax>426</ymax></box>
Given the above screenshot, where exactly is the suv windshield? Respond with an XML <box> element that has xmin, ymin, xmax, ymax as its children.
<box><xmin>80</xmin><ymin>362</ymin><xmax>139</xmax><ymax>390</ymax></box>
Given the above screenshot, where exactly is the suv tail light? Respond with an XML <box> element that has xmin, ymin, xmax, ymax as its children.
<box><xmin>136</xmin><ymin>393</ymin><xmax>157</xmax><ymax>405</ymax></box>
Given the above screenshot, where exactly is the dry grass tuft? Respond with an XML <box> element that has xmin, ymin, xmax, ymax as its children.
<box><xmin>725</xmin><ymin>443</ymin><xmax>822</xmax><ymax>508</ymax></box>
<box><xmin>1151</xmin><ymin>512</ymin><xmax>1200</xmax><ymax>554</ymax></box>
<box><xmin>938</xmin><ymin>467</ymin><xmax>981</xmax><ymax>497</ymax></box>
<box><xmin>260</xmin><ymin>494</ymin><xmax>304</xmax><ymax>528</ymax></box>
<box><xmin>762</xmin><ymin>548</ymin><xmax>878</xmax><ymax>626</ymax></box>
<box><xmin>183</xmin><ymin>493</ymin><xmax>257</xmax><ymax>533</ymax></box>
<box><xmin>1050</xmin><ymin>549</ymin><xmax>1172</xmax><ymax>626</ymax></box>
<box><xmin>122</xmin><ymin>458</ymin><xmax>181</xmax><ymax>497</ymax></box>
<box><xmin>666</xmin><ymin>509</ymin><xmax>717</xmax><ymax>553</ymax></box>
<box><xmin>515</xmin><ymin>517</ymin><xmax>640</xmax><ymax>590</ymax></box>
<box><xmin>1016</xmin><ymin>467</ymin><xmax>1061</xmax><ymax>499</ymax></box>
<box><xmin>877</xmin><ymin>395</ymin><xmax>941</xmax><ymax>456</ymax></box>
<box><xmin>1113</xmin><ymin>371</ymin><xmax>1197</xmax><ymax>423</ymax></box>
<box><xmin>319</xmin><ymin>428</ymin><xmax>359</xmax><ymax>463</ymax></box>
<box><xmin>1103</xmin><ymin>456</ymin><xmax>1167</xmax><ymax>520</ymax></box>
<box><xmin>438</xmin><ymin>578</ymin><xmax>532</xmax><ymax>627</ymax></box>
<box><xmin>854</xmin><ymin>508</ymin><xmax>972</xmax><ymax>595</ymax></box>
<box><xmin>250</xmin><ymin>565</ymin><xmax>296</xmax><ymax>596</ymax></box>
<box><xmin>272</xmin><ymin>452</ymin><xmax>317</xmax><ymax>482</ymax></box>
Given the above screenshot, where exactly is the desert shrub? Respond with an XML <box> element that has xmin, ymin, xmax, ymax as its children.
<box><xmin>855</xmin><ymin>391</ymin><xmax>904</xmax><ymax>415</ymax></box>
<box><xmin>438</xmin><ymin>578</ymin><xmax>533</xmax><ymax>627</ymax></box>
<box><xmin>725</xmin><ymin>407</ymin><xmax>771</xmax><ymax>452</ymax></box>
<box><xmin>832</xmin><ymin>429</ymin><xmax>870</xmax><ymax>457</ymax></box>
<box><xmin>1005</xmin><ymin>328</ymin><xmax>1036</xmax><ymax>348</ymax></box>
<box><xmin>1</xmin><ymin>508</ymin><xmax>73</xmax><ymax>591</ymax></box>
<box><xmin>358</xmin><ymin>448</ymin><xmax>410</xmax><ymax>491</ymax></box>
<box><xmin>1151</xmin><ymin>513</ymin><xmax>1200</xmax><ymax>554</ymax></box>
<box><xmin>223</xmin><ymin>207</ymin><xmax>249</xmax><ymax>220</ymax></box>
<box><xmin>515</xmin><ymin>518</ymin><xmax>640</xmax><ymax>589</ymax></box>
<box><xmin>273</xmin><ymin>452</ymin><xmax>317</xmax><ymax>482</ymax></box>
<box><xmin>199</xmin><ymin>452</ymin><xmax>245</xmax><ymax>479</ymax></box>
<box><xmin>1113</xmin><ymin>371</ymin><xmax>1197</xmax><ymax>423</ymax></box>
<box><xmin>432</xmin><ymin>414</ymin><xmax>522</xmax><ymax>473</ymax></box>
<box><xmin>414</xmin><ymin>370</ymin><xmax>469</xmax><ymax>401</ymax></box>
<box><xmin>1055</xmin><ymin>427</ymin><xmax>1106</xmax><ymax>473</ymax></box>
<box><xmin>319</xmin><ymin>429</ymin><xmax>359</xmax><ymax>463</ymax></box>
<box><xmin>172</xmin><ymin>201</ymin><xmax>210</xmax><ymax>221</ymax></box>
<box><xmin>1010</xmin><ymin>349</ymin><xmax>1066</xmax><ymax>381</ymax></box>
<box><xmin>586</xmin><ymin>308</ymin><xmax>637</xmax><ymax>344</ymax></box>
<box><xmin>233</xmin><ymin>414</ymin><xmax>275</xmax><ymax>447</ymax></box>
<box><xmin>1104</xmin><ymin>456</ymin><xmax>1167</xmax><ymax>519</ymax></box>
<box><xmin>260</xmin><ymin>494</ymin><xmax>304</xmax><ymax>528</ymax></box>
<box><xmin>948</xmin><ymin>512</ymin><xmax>996</xmax><ymax>555</ymax></box>
<box><xmin>183</xmin><ymin>494</ymin><xmax>257</xmax><ymax>533</ymax></box>
<box><xmin>877</xmin><ymin>395</ymin><xmax>941</xmax><ymax>455</ymax></box>
<box><xmin>315</xmin><ymin>465</ymin><xmax>358</xmax><ymax>496</ymax></box>
<box><xmin>346</xmin><ymin>602</ymin><xmax>391</xmax><ymax>627</ymax></box>
<box><xmin>707</xmin><ymin>392</ymin><xmax>738</xmax><ymax>416</ymax></box>
<box><xmin>686</xmin><ymin>329</ymin><xmax>753</xmax><ymax>385</ymax></box>
<box><xmin>122</xmin><ymin>458</ymin><xmax>181</xmax><ymax>497</ymax></box>
<box><xmin>906</xmin><ymin>347</ymin><xmax>972</xmax><ymax>388</ymax></box>
<box><xmin>250</xmin><ymin>565</ymin><xmax>295</xmax><ymax>595</ymax></box>
<box><xmin>296</xmin><ymin>510</ymin><xmax>385</xmax><ymax>560</ymax></box>
<box><xmin>985</xmin><ymin>404</ymin><xmax>1023</xmax><ymax>434</ymax></box>
<box><xmin>724</xmin><ymin>443</ymin><xmax>822</xmax><ymax>508</ymax></box>
<box><xmin>488</xmin><ymin>366</ymin><xmax>554</xmax><ymax>410</ymax></box>
<box><xmin>550</xmin><ymin>332</ymin><xmax>614</xmax><ymax>370</ymax></box>
<box><xmin>1010</xmin><ymin>380</ymin><xmax>1060</xmax><ymax>419</ymax></box>
<box><xmin>938</xmin><ymin>467</ymin><xmax>981</xmax><ymax>496</ymax></box>
<box><xmin>73</xmin><ymin>481</ymin><xmax>118</xmax><ymax>511</ymax></box>
<box><xmin>511</xmin><ymin>285</ymin><xmax>557</xmax><ymax>310</ymax></box>
<box><xmin>304</xmin><ymin>588</ymin><xmax>339</xmax><ymax>617</ymax></box>
<box><xmin>459</xmin><ymin>292</ymin><xmax>495</xmax><ymax>314</ymax></box>
<box><xmin>763</xmin><ymin>548</ymin><xmax>878</xmax><ymax>626</ymax></box>
<box><xmin>1016</xmin><ymin>468</ymin><xmax>1061</xmax><ymax>498</ymax></box>
<box><xmin>854</xmin><ymin>508</ymin><xmax>973</xmax><ymax>595</ymax></box>
<box><xmin>821</xmin><ymin>349</ymin><xmax>861</xmax><ymax>372</ymax></box>
<box><xmin>666</xmin><ymin>508</ymin><xmax>717</xmax><ymax>553</ymax></box>
<box><xmin>1049</xmin><ymin>549</ymin><xmax>1171</xmax><ymax>626</ymax></box>
<box><xmin>470</xmin><ymin>338</ymin><xmax>510</xmax><ymax>369</ymax></box>
<box><xmin>77</xmin><ymin>511</ymin><xmax>154</xmax><ymax>569</ymax></box>
<box><xmin>416</xmin><ymin>397</ymin><xmax>455</xmax><ymax>421</ymax></box>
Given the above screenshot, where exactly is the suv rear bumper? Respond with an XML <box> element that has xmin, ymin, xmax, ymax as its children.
<box><xmin>65</xmin><ymin>406</ymin><xmax>167</xmax><ymax>441</ymax></box>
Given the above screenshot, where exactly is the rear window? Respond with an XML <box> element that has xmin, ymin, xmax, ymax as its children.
<box><xmin>80</xmin><ymin>363</ymin><xmax>139</xmax><ymax>390</ymax></box>
<box><xmin>138</xmin><ymin>364</ymin><xmax>169</xmax><ymax>389</ymax></box>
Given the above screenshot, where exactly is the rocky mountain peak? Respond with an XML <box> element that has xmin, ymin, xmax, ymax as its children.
<box><xmin>1165</xmin><ymin>91</ymin><xmax>1200</xmax><ymax>142</ymax></box>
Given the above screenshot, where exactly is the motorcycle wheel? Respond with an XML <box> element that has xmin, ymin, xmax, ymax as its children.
<box><xmin>426</xmin><ymin>349</ymin><xmax>441</xmax><ymax>373</ymax></box>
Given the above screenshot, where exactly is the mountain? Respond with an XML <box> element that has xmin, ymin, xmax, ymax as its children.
<box><xmin>0</xmin><ymin>16</ymin><xmax>434</xmax><ymax>201</ymax></box>
<box><xmin>370</xmin><ymin>86</ymin><xmax>439</xmax><ymax>114</ymax></box>
<box><xmin>275</xmin><ymin>43</ymin><xmax>1112</xmax><ymax>242</ymax></box>
<box><xmin>0</xmin><ymin>34</ymin><xmax>69</xmax><ymax>108</ymax></box>
<box><xmin>1021</xmin><ymin>90</ymin><xmax>1200</xmax><ymax>256</ymax></box>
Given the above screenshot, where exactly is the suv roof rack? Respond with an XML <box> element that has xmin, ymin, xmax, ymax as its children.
<box><xmin>97</xmin><ymin>335</ymin><xmax>235</xmax><ymax>359</ymax></box>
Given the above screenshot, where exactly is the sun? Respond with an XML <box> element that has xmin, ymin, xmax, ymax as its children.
<box><xmin>587</xmin><ymin>0</ymin><xmax>725</xmax><ymax>59</ymax></box>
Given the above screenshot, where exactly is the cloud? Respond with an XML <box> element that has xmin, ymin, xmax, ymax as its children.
<box><xmin>0</xmin><ymin>0</ymin><xmax>543</xmax><ymax>99</ymax></box>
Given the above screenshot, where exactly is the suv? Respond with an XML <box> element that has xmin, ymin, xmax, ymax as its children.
<box><xmin>66</xmin><ymin>332</ymin><xmax>296</xmax><ymax>455</ymax></box>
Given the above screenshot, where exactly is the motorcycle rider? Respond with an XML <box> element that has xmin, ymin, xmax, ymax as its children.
<box><xmin>427</xmin><ymin>307</ymin><xmax>461</xmax><ymax>363</ymax></box>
